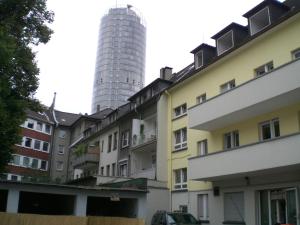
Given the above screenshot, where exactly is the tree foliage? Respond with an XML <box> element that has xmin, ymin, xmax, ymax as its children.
<box><xmin>0</xmin><ymin>0</ymin><xmax>54</xmax><ymax>172</ymax></box>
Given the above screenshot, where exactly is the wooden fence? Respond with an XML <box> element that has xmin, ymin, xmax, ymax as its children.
<box><xmin>0</xmin><ymin>212</ymin><xmax>145</xmax><ymax>225</ymax></box>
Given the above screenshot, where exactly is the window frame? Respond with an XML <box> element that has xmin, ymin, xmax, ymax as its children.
<box><xmin>198</xmin><ymin>139</ymin><xmax>208</xmax><ymax>156</ymax></box>
<box><xmin>254</xmin><ymin>61</ymin><xmax>274</xmax><ymax>77</ymax></box>
<box><xmin>224</xmin><ymin>130</ymin><xmax>239</xmax><ymax>150</ymax></box>
<box><xmin>56</xmin><ymin>161</ymin><xmax>64</xmax><ymax>171</ymax></box>
<box><xmin>259</xmin><ymin>118</ymin><xmax>280</xmax><ymax>141</ymax></box>
<box><xmin>173</xmin><ymin>103</ymin><xmax>187</xmax><ymax>118</ymax></box>
<box><xmin>198</xmin><ymin>194</ymin><xmax>209</xmax><ymax>221</ymax></box>
<box><xmin>174</xmin><ymin>168</ymin><xmax>187</xmax><ymax>190</ymax></box>
<box><xmin>195</xmin><ymin>50</ymin><xmax>204</xmax><ymax>69</ymax></box>
<box><xmin>291</xmin><ymin>48</ymin><xmax>300</xmax><ymax>60</ymax></box>
<box><xmin>196</xmin><ymin>93</ymin><xmax>207</xmax><ymax>104</ymax></box>
<box><xmin>220</xmin><ymin>80</ymin><xmax>235</xmax><ymax>93</ymax></box>
<box><xmin>174</xmin><ymin>128</ymin><xmax>187</xmax><ymax>151</ymax></box>
<box><xmin>217</xmin><ymin>30</ymin><xmax>234</xmax><ymax>55</ymax></box>
<box><xmin>121</xmin><ymin>130</ymin><xmax>130</xmax><ymax>148</ymax></box>
<box><xmin>249</xmin><ymin>7</ymin><xmax>271</xmax><ymax>35</ymax></box>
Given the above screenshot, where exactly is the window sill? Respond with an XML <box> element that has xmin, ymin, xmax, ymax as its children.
<box><xmin>222</xmin><ymin>221</ymin><xmax>245</xmax><ymax>225</ymax></box>
<box><xmin>199</xmin><ymin>220</ymin><xmax>210</xmax><ymax>224</ymax></box>
<box><xmin>172</xmin><ymin>147</ymin><xmax>188</xmax><ymax>153</ymax></box>
<box><xmin>172</xmin><ymin>113</ymin><xmax>187</xmax><ymax>121</ymax></box>
<box><xmin>172</xmin><ymin>188</ymin><xmax>188</xmax><ymax>193</ymax></box>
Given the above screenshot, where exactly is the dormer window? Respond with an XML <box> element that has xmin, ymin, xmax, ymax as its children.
<box><xmin>195</xmin><ymin>51</ymin><xmax>203</xmax><ymax>69</ymax></box>
<box><xmin>249</xmin><ymin>7</ymin><xmax>271</xmax><ymax>35</ymax></box>
<box><xmin>217</xmin><ymin>30</ymin><xmax>234</xmax><ymax>55</ymax></box>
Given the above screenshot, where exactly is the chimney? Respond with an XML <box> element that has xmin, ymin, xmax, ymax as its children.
<box><xmin>160</xmin><ymin>67</ymin><xmax>173</xmax><ymax>80</ymax></box>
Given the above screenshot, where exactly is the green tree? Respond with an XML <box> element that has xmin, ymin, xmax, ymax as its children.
<box><xmin>0</xmin><ymin>0</ymin><xmax>54</xmax><ymax>172</ymax></box>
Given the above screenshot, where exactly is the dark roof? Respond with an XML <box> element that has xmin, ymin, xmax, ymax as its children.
<box><xmin>25</xmin><ymin>109</ymin><xmax>53</xmax><ymax>124</ymax></box>
<box><xmin>89</xmin><ymin>108</ymin><xmax>113</xmax><ymax>119</ymax></box>
<box><xmin>211</xmin><ymin>22</ymin><xmax>248</xmax><ymax>39</ymax></box>
<box><xmin>243</xmin><ymin>0</ymin><xmax>290</xmax><ymax>18</ymax></box>
<box><xmin>170</xmin><ymin>63</ymin><xmax>194</xmax><ymax>83</ymax></box>
<box><xmin>128</xmin><ymin>78</ymin><xmax>173</xmax><ymax>101</ymax></box>
<box><xmin>54</xmin><ymin>110</ymin><xmax>81</xmax><ymax>126</ymax></box>
<box><xmin>190</xmin><ymin>43</ymin><xmax>216</xmax><ymax>54</ymax></box>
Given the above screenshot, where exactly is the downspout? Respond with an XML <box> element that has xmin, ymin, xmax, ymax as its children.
<box><xmin>165</xmin><ymin>89</ymin><xmax>172</xmax><ymax>211</ymax></box>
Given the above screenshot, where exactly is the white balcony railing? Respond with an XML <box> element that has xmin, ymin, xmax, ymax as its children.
<box><xmin>132</xmin><ymin>130</ymin><xmax>156</xmax><ymax>147</ymax></box>
<box><xmin>188</xmin><ymin>59</ymin><xmax>300</xmax><ymax>131</ymax></box>
<box><xmin>188</xmin><ymin>133</ymin><xmax>300</xmax><ymax>181</ymax></box>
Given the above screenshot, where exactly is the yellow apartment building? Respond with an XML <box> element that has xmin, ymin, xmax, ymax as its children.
<box><xmin>160</xmin><ymin>0</ymin><xmax>300</xmax><ymax>225</ymax></box>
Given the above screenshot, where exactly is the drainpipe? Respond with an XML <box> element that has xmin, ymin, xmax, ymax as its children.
<box><xmin>165</xmin><ymin>90</ymin><xmax>172</xmax><ymax>211</ymax></box>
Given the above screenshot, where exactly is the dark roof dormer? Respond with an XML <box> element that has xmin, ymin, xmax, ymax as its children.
<box><xmin>211</xmin><ymin>23</ymin><xmax>248</xmax><ymax>56</ymax></box>
<box><xmin>190</xmin><ymin>44</ymin><xmax>216</xmax><ymax>69</ymax></box>
<box><xmin>243</xmin><ymin>0</ymin><xmax>290</xmax><ymax>36</ymax></box>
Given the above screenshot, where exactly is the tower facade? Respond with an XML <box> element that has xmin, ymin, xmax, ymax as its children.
<box><xmin>91</xmin><ymin>6</ymin><xmax>146</xmax><ymax>113</ymax></box>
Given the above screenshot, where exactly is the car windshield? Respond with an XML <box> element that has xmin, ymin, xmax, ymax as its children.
<box><xmin>167</xmin><ymin>213</ymin><xmax>198</xmax><ymax>224</ymax></box>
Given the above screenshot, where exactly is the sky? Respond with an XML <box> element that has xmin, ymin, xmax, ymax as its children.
<box><xmin>35</xmin><ymin>0</ymin><xmax>265</xmax><ymax>114</ymax></box>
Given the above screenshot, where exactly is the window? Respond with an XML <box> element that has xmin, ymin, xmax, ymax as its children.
<box><xmin>259</xmin><ymin>118</ymin><xmax>280</xmax><ymax>140</ymax></box>
<box><xmin>224</xmin><ymin>131</ymin><xmax>239</xmax><ymax>149</ymax></box>
<box><xmin>27</xmin><ymin>119</ymin><xmax>34</xmax><ymax>129</ymax></box>
<box><xmin>40</xmin><ymin>160</ymin><xmax>47</xmax><ymax>170</ymax></box>
<box><xmin>23</xmin><ymin>157</ymin><xmax>30</xmax><ymax>167</ymax></box>
<box><xmin>174</xmin><ymin>168</ymin><xmax>187</xmax><ymax>189</ymax></box>
<box><xmin>10</xmin><ymin>175</ymin><xmax>19</xmax><ymax>181</ymax></box>
<box><xmin>56</xmin><ymin>161</ymin><xmax>63</xmax><ymax>171</ymax></box>
<box><xmin>196</xmin><ymin>94</ymin><xmax>206</xmax><ymax>104</ymax></box>
<box><xmin>119</xmin><ymin>163</ymin><xmax>128</xmax><ymax>177</ymax></box>
<box><xmin>59</xmin><ymin>130</ymin><xmax>66</xmax><ymax>138</ymax></box>
<box><xmin>292</xmin><ymin>48</ymin><xmax>300</xmax><ymax>60</ymax></box>
<box><xmin>42</xmin><ymin>142</ymin><xmax>49</xmax><ymax>152</ymax></box>
<box><xmin>58</xmin><ymin>145</ymin><xmax>64</xmax><ymax>154</ymax></box>
<box><xmin>255</xmin><ymin>61</ymin><xmax>273</xmax><ymax>77</ymax></box>
<box><xmin>108</xmin><ymin>135</ymin><xmax>112</xmax><ymax>152</ymax></box>
<box><xmin>31</xmin><ymin>158</ymin><xmax>39</xmax><ymax>169</ymax></box>
<box><xmin>258</xmin><ymin>188</ymin><xmax>298</xmax><ymax>225</ymax></box>
<box><xmin>174</xmin><ymin>128</ymin><xmax>187</xmax><ymax>151</ymax></box>
<box><xmin>106</xmin><ymin>165</ymin><xmax>110</xmax><ymax>176</ymax></box>
<box><xmin>113</xmin><ymin>132</ymin><xmax>118</xmax><ymax>150</ymax></box>
<box><xmin>220</xmin><ymin>80</ymin><xmax>235</xmax><ymax>93</ymax></box>
<box><xmin>12</xmin><ymin>155</ymin><xmax>20</xmax><ymax>165</ymax></box>
<box><xmin>198</xmin><ymin>139</ymin><xmax>208</xmax><ymax>156</ymax></box>
<box><xmin>249</xmin><ymin>7</ymin><xmax>271</xmax><ymax>35</ymax></box>
<box><xmin>36</xmin><ymin>122</ymin><xmax>43</xmax><ymax>131</ymax></box>
<box><xmin>217</xmin><ymin>30</ymin><xmax>234</xmax><ymax>55</ymax></box>
<box><xmin>195</xmin><ymin>51</ymin><xmax>203</xmax><ymax>69</ymax></box>
<box><xmin>100</xmin><ymin>166</ymin><xmax>104</xmax><ymax>175</ymax></box>
<box><xmin>179</xmin><ymin>205</ymin><xmax>188</xmax><ymax>213</ymax></box>
<box><xmin>174</xmin><ymin>104</ymin><xmax>187</xmax><ymax>118</ymax></box>
<box><xmin>45</xmin><ymin>124</ymin><xmax>51</xmax><ymax>134</ymax></box>
<box><xmin>121</xmin><ymin>130</ymin><xmax>130</xmax><ymax>148</ymax></box>
<box><xmin>224</xmin><ymin>192</ymin><xmax>244</xmax><ymax>223</ymax></box>
<box><xmin>112</xmin><ymin>163</ymin><xmax>116</xmax><ymax>176</ymax></box>
<box><xmin>34</xmin><ymin>140</ymin><xmax>41</xmax><ymax>150</ymax></box>
<box><xmin>198</xmin><ymin>194</ymin><xmax>209</xmax><ymax>220</ymax></box>
<box><xmin>24</xmin><ymin>137</ymin><xmax>32</xmax><ymax>148</ymax></box>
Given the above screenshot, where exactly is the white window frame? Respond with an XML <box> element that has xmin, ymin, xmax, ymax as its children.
<box><xmin>249</xmin><ymin>7</ymin><xmax>271</xmax><ymax>35</ymax></box>
<box><xmin>195</xmin><ymin>50</ymin><xmax>204</xmax><ymax>69</ymax></box>
<box><xmin>196</xmin><ymin>93</ymin><xmax>206</xmax><ymax>104</ymax></box>
<box><xmin>174</xmin><ymin>168</ymin><xmax>187</xmax><ymax>190</ymax></box>
<box><xmin>58</xmin><ymin>130</ymin><xmax>66</xmax><ymax>139</ymax></box>
<box><xmin>254</xmin><ymin>61</ymin><xmax>274</xmax><ymax>77</ymax></box>
<box><xmin>259</xmin><ymin>118</ymin><xmax>280</xmax><ymax>141</ymax></box>
<box><xmin>292</xmin><ymin>48</ymin><xmax>300</xmax><ymax>60</ymax></box>
<box><xmin>40</xmin><ymin>160</ymin><xmax>48</xmax><ymax>171</ymax></box>
<box><xmin>217</xmin><ymin>30</ymin><xmax>234</xmax><ymax>55</ymax></box>
<box><xmin>173</xmin><ymin>103</ymin><xmax>187</xmax><ymax>118</ymax></box>
<box><xmin>58</xmin><ymin>145</ymin><xmax>65</xmax><ymax>154</ymax></box>
<box><xmin>56</xmin><ymin>161</ymin><xmax>64</xmax><ymax>171</ymax></box>
<box><xmin>220</xmin><ymin>80</ymin><xmax>235</xmax><ymax>93</ymax></box>
<box><xmin>174</xmin><ymin>128</ymin><xmax>187</xmax><ymax>151</ymax></box>
<box><xmin>119</xmin><ymin>162</ymin><xmax>128</xmax><ymax>177</ymax></box>
<box><xmin>224</xmin><ymin>130</ymin><xmax>239</xmax><ymax>150</ymax></box>
<box><xmin>198</xmin><ymin>139</ymin><xmax>208</xmax><ymax>156</ymax></box>
<box><xmin>121</xmin><ymin>130</ymin><xmax>130</xmax><ymax>148</ymax></box>
<box><xmin>198</xmin><ymin>194</ymin><xmax>209</xmax><ymax>221</ymax></box>
<box><xmin>24</xmin><ymin>137</ymin><xmax>33</xmax><ymax>148</ymax></box>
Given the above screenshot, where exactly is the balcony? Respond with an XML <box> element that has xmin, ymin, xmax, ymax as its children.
<box><xmin>189</xmin><ymin>133</ymin><xmax>300</xmax><ymax>181</ymax></box>
<box><xmin>188</xmin><ymin>59</ymin><xmax>300</xmax><ymax>131</ymax></box>
<box><xmin>131</xmin><ymin>167</ymin><xmax>155</xmax><ymax>180</ymax></box>
<box><xmin>72</xmin><ymin>147</ymin><xmax>100</xmax><ymax>168</ymax></box>
<box><xmin>131</xmin><ymin>131</ymin><xmax>156</xmax><ymax>148</ymax></box>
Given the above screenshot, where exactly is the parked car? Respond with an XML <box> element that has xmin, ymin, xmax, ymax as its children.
<box><xmin>151</xmin><ymin>210</ymin><xmax>200</xmax><ymax>225</ymax></box>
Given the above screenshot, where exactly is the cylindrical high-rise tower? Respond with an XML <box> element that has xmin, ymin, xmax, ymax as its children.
<box><xmin>91</xmin><ymin>6</ymin><xmax>146</xmax><ymax>113</ymax></box>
